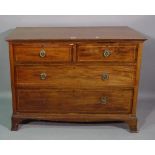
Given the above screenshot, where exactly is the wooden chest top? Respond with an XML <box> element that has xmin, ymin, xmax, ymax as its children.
<box><xmin>6</xmin><ymin>27</ymin><xmax>146</xmax><ymax>41</ymax></box>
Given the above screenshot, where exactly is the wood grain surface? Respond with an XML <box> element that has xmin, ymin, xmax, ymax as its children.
<box><xmin>16</xmin><ymin>89</ymin><xmax>133</xmax><ymax>114</ymax></box>
<box><xmin>15</xmin><ymin>65</ymin><xmax>135</xmax><ymax>88</ymax></box>
<box><xmin>7</xmin><ymin>27</ymin><xmax>147</xmax><ymax>41</ymax></box>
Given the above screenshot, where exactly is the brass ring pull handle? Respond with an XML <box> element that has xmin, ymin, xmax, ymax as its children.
<box><xmin>103</xmin><ymin>49</ymin><xmax>111</xmax><ymax>57</ymax></box>
<box><xmin>102</xmin><ymin>73</ymin><xmax>109</xmax><ymax>80</ymax></box>
<box><xmin>100</xmin><ymin>96</ymin><xmax>107</xmax><ymax>104</ymax></box>
<box><xmin>39</xmin><ymin>49</ymin><xmax>46</xmax><ymax>58</ymax></box>
<box><xmin>40</xmin><ymin>73</ymin><xmax>47</xmax><ymax>80</ymax></box>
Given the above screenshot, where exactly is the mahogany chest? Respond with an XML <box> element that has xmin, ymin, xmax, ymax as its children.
<box><xmin>7</xmin><ymin>27</ymin><xmax>146</xmax><ymax>132</ymax></box>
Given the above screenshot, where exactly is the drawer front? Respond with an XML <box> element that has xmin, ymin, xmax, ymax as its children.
<box><xmin>13</xmin><ymin>43</ymin><xmax>72</xmax><ymax>63</ymax></box>
<box><xmin>16</xmin><ymin>89</ymin><xmax>133</xmax><ymax>114</ymax></box>
<box><xmin>77</xmin><ymin>43</ymin><xmax>137</xmax><ymax>62</ymax></box>
<box><xmin>16</xmin><ymin>65</ymin><xmax>135</xmax><ymax>88</ymax></box>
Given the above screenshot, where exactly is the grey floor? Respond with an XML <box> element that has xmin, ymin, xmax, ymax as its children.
<box><xmin>0</xmin><ymin>96</ymin><xmax>155</xmax><ymax>140</ymax></box>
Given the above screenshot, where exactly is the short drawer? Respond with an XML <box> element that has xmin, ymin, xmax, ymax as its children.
<box><xmin>13</xmin><ymin>43</ymin><xmax>72</xmax><ymax>63</ymax></box>
<box><xmin>16</xmin><ymin>89</ymin><xmax>133</xmax><ymax>114</ymax></box>
<box><xmin>77</xmin><ymin>43</ymin><xmax>137</xmax><ymax>62</ymax></box>
<box><xmin>15</xmin><ymin>65</ymin><xmax>135</xmax><ymax>88</ymax></box>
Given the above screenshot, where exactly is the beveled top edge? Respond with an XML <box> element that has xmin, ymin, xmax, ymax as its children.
<box><xmin>6</xmin><ymin>26</ymin><xmax>147</xmax><ymax>41</ymax></box>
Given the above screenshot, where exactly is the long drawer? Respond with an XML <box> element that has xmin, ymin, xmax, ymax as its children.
<box><xmin>15</xmin><ymin>65</ymin><xmax>136</xmax><ymax>88</ymax></box>
<box><xmin>16</xmin><ymin>89</ymin><xmax>133</xmax><ymax>114</ymax></box>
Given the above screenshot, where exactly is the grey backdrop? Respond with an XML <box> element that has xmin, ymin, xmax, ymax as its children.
<box><xmin>0</xmin><ymin>15</ymin><xmax>155</xmax><ymax>139</ymax></box>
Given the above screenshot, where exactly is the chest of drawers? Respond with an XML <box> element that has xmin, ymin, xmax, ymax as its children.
<box><xmin>7</xmin><ymin>27</ymin><xmax>146</xmax><ymax>132</ymax></box>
